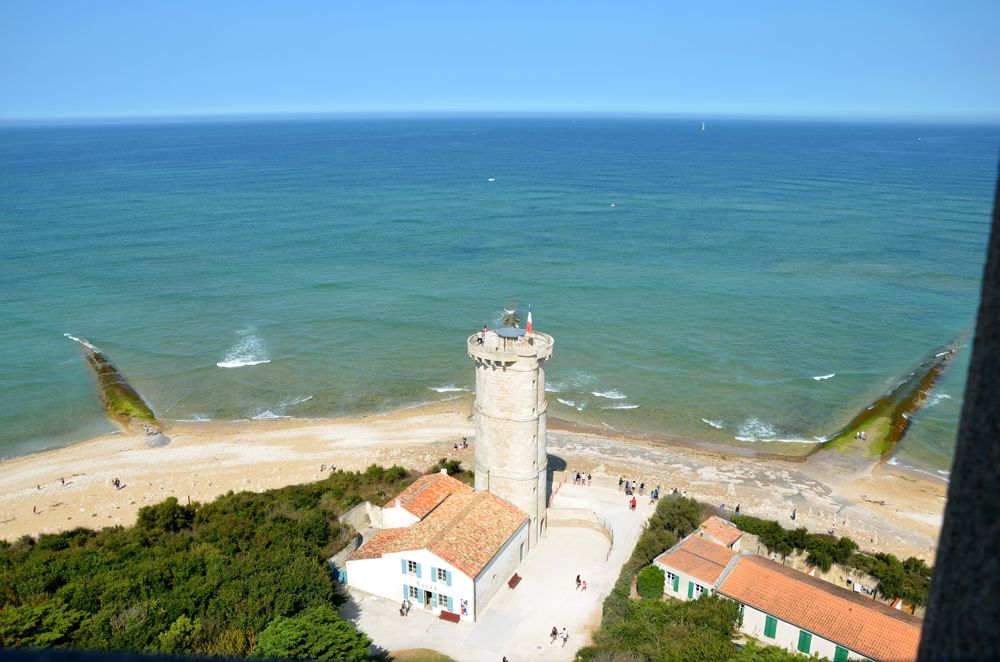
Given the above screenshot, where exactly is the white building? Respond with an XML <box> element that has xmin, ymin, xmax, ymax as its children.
<box><xmin>654</xmin><ymin>534</ymin><xmax>738</xmax><ymax>600</ymax></box>
<box><xmin>346</xmin><ymin>472</ymin><xmax>529</xmax><ymax>621</ymax></box>
<box><xmin>655</xmin><ymin>527</ymin><xmax>922</xmax><ymax>661</ymax></box>
<box><xmin>696</xmin><ymin>515</ymin><xmax>743</xmax><ymax>551</ymax></box>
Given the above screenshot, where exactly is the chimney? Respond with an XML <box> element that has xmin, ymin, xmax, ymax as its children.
<box><xmin>440</xmin><ymin>468</ymin><xmax>448</xmax><ymax>476</ymax></box>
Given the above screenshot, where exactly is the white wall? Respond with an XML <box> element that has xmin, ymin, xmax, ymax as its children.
<box><xmin>346</xmin><ymin>550</ymin><xmax>477</xmax><ymax>621</ymax></box>
<box><xmin>473</xmin><ymin>520</ymin><xmax>530</xmax><ymax>616</ymax></box>
<box><xmin>381</xmin><ymin>504</ymin><xmax>419</xmax><ymax>529</ymax></box>
<box><xmin>654</xmin><ymin>559</ymin><xmax>714</xmax><ymax>601</ymax></box>
<box><xmin>739</xmin><ymin>603</ymin><xmax>867</xmax><ymax>660</ymax></box>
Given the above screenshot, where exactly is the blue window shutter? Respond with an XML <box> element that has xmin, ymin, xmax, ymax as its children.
<box><xmin>447</xmin><ymin>596</ymin><xmax>454</xmax><ymax>612</ymax></box>
<box><xmin>417</xmin><ymin>588</ymin><xmax>425</xmax><ymax>603</ymax></box>
<box><xmin>446</xmin><ymin>570</ymin><xmax>452</xmax><ymax>586</ymax></box>
<box><xmin>432</xmin><ymin>592</ymin><xmax>438</xmax><ymax>607</ymax></box>
<box><xmin>403</xmin><ymin>584</ymin><xmax>408</xmax><ymax>600</ymax></box>
<box><xmin>401</xmin><ymin>558</ymin><xmax>407</xmax><ymax>574</ymax></box>
<box><xmin>415</xmin><ymin>562</ymin><xmax>422</xmax><ymax>579</ymax></box>
<box><xmin>430</xmin><ymin>567</ymin><xmax>436</xmax><ymax>583</ymax></box>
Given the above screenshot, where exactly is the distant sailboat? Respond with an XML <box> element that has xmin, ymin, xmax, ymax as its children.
<box><xmin>700</xmin><ymin>122</ymin><xmax>706</xmax><ymax>132</ymax></box>
<box><xmin>487</xmin><ymin>177</ymin><xmax>496</xmax><ymax>183</ymax></box>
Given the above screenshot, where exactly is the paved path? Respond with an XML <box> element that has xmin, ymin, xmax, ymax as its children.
<box><xmin>340</xmin><ymin>482</ymin><xmax>654</xmax><ymax>661</ymax></box>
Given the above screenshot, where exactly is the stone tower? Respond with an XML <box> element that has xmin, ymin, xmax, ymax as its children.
<box><xmin>467</xmin><ymin>325</ymin><xmax>554</xmax><ymax>547</ymax></box>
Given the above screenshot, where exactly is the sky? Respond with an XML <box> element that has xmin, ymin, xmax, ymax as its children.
<box><xmin>1</xmin><ymin>1</ymin><xmax>999</xmax><ymax>122</ymax></box>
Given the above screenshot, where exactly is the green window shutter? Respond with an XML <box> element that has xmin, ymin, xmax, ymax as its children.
<box><xmin>834</xmin><ymin>645</ymin><xmax>849</xmax><ymax>662</ymax></box>
<box><xmin>415</xmin><ymin>562</ymin><xmax>422</xmax><ymax>579</ymax></box>
<box><xmin>430</xmin><ymin>567</ymin><xmax>436</xmax><ymax>583</ymax></box>
<box><xmin>673</xmin><ymin>574</ymin><xmax>679</xmax><ymax>592</ymax></box>
<box><xmin>764</xmin><ymin>615</ymin><xmax>777</xmax><ymax>638</ymax></box>
<box><xmin>446</xmin><ymin>570</ymin><xmax>452</xmax><ymax>586</ymax></box>
<box><xmin>687</xmin><ymin>581</ymin><xmax>694</xmax><ymax>599</ymax></box>
<box><xmin>797</xmin><ymin>630</ymin><xmax>812</xmax><ymax>654</ymax></box>
<box><xmin>401</xmin><ymin>559</ymin><xmax>407</xmax><ymax>574</ymax></box>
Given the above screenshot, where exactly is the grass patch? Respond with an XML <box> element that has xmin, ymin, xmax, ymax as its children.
<box><xmin>390</xmin><ymin>649</ymin><xmax>456</xmax><ymax>662</ymax></box>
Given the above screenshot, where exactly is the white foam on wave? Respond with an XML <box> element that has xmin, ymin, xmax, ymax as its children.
<box><xmin>64</xmin><ymin>333</ymin><xmax>100</xmax><ymax>351</ymax></box>
<box><xmin>427</xmin><ymin>385</ymin><xmax>469</xmax><ymax>393</ymax></box>
<box><xmin>217</xmin><ymin>331</ymin><xmax>270</xmax><ymax>368</ymax></box>
<box><xmin>279</xmin><ymin>395</ymin><xmax>313</xmax><ymax>407</ymax></box>
<box><xmin>701</xmin><ymin>418</ymin><xmax>725</xmax><ymax>429</ymax></box>
<box><xmin>888</xmin><ymin>456</ymin><xmax>950</xmax><ymax>482</ymax></box>
<box><xmin>545</xmin><ymin>381</ymin><xmax>567</xmax><ymax>393</ymax></box>
<box><xmin>602</xmin><ymin>403</ymin><xmax>639</xmax><ymax>410</ymax></box>
<box><xmin>591</xmin><ymin>389</ymin><xmax>627</xmax><ymax>400</ymax></box>
<box><xmin>812</xmin><ymin>373</ymin><xmax>836</xmax><ymax>381</ymax></box>
<box><xmin>735</xmin><ymin>417</ymin><xmax>777</xmax><ymax>441</ymax></box>
<box><xmin>926</xmin><ymin>391</ymin><xmax>952</xmax><ymax>407</ymax></box>
<box><xmin>252</xmin><ymin>410</ymin><xmax>289</xmax><ymax>420</ymax></box>
<box><xmin>557</xmin><ymin>398</ymin><xmax>585</xmax><ymax>411</ymax></box>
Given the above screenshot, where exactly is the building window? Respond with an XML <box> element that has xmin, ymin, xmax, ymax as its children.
<box><xmin>408</xmin><ymin>586</ymin><xmax>420</xmax><ymax>600</ymax></box>
<box><xmin>407</xmin><ymin>560</ymin><xmax>418</xmax><ymax>575</ymax></box>
<box><xmin>694</xmin><ymin>584</ymin><xmax>705</xmax><ymax>596</ymax></box>
<box><xmin>764</xmin><ymin>615</ymin><xmax>777</xmax><ymax>638</ymax></box>
<box><xmin>436</xmin><ymin>568</ymin><xmax>448</xmax><ymax>582</ymax></box>
<box><xmin>666</xmin><ymin>571</ymin><xmax>679</xmax><ymax>592</ymax></box>
<box><xmin>797</xmin><ymin>630</ymin><xmax>812</xmax><ymax>654</ymax></box>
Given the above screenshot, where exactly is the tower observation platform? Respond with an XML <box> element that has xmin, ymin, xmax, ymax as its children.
<box><xmin>468</xmin><ymin>328</ymin><xmax>554</xmax><ymax>547</ymax></box>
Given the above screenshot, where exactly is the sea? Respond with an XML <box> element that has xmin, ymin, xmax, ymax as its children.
<box><xmin>1</xmin><ymin>117</ymin><xmax>997</xmax><ymax>475</ymax></box>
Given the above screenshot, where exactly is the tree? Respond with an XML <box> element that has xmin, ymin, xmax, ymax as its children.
<box><xmin>254</xmin><ymin>606</ymin><xmax>370</xmax><ymax>661</ymax></box>
<box><xmin>155</xmin><ymin>614</ymin><xmax>201</xmax><ymax>655</ymax></box>
<box><xmin>636</xmin><ymin>566</ymin><xmax>665</xmax><ymax>599</ymax></box>
<box><xmin>0</xmin><ymin>600</ymin><xmax>86</xmax><ymax>648</ymax></box>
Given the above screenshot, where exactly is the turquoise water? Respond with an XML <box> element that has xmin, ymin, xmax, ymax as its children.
<box><xmin>1</xmin><ymin>118</ymin><xmax>996</xmax><ymax>472</ymax></box>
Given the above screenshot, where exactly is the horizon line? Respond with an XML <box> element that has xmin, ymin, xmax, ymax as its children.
<box><xmin>2</xmin><ymin>109</ymin><xmax>1000</xmax><ymax>128</ymax></box>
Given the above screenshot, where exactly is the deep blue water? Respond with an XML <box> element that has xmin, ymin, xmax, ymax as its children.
<box><xmin>1</xmin><ymin>117</ymin><xmax>996</xmax><ymax>472</ymax></box>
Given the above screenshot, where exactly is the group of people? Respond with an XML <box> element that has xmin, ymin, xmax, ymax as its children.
<box><xmin>112</xmin><ymin>477</ymin><xmax>123</xmax><ymax>491</ymax></box>
<box><xmin>575</xmin><ymin>574</ymin><xmax>588</xmax><ymax>591</ymax></box>
<box><xmin>453</xmin><ymin>437</ymin><xmax>470</xmax><ymax>451</ymax></box>
<box><xmin>854</xmin><ymin>430</ymin><xmax>868</xmax><ymax>441</ymax></box>
<box><xmin>398</xmin><ymin>599</ymin><xmax>412</xmax><ymax>617</ymax></box>
<box><xmin>549</xmin><ymin>625</ymin><xmax>570</xmax><ymax>647</ymax></box>
<box><xmin>618</xmin><ymin>477</ymin><xmax>648</xmax><ymax>496</ymax></box>
<box><xmin>571</xmin><ymin>472</ymin><xmax>591</xmax><ymax>486</ymax></box>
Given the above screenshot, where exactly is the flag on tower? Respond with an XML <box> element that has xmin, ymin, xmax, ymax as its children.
<box><xmin>526</xmin><ymin>305</ymin><xmax>533</xmax><ymax>333</ymax></box>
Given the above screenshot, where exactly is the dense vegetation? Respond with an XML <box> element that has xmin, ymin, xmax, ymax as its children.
<box><xmin>427</xmin><ymin>458</ymin><xmax>474</xmax><ymax>485</ymax></box>
<box><xmin>731</xmin><ymin>514</ymin><xmax>932</xmax><ymax>607</ymax></box>
<box><xmin>0</xmin><ymin>464</ymin><xmax>412</xmax><ymax>658</ymax></box>
<box><xmin>578</xmin><ymin>495</ymin><xmax>802</xmax><ymax>662</ymax></box>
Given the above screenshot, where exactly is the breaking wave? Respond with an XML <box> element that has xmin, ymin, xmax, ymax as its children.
<box><xmin>427</xmin><ymin>385</ymin><xmax>469</xmax><ymax>393</ymax></box>
<box><xmin>591</xmin><ymin>389</ymin><xmax>627</xmax><ymax>400</ymax></box>
<box><xmin>701</xmin><ymin>418</ymin><xmax>725</xmax><ymax>429</ymax></box>
<box><xmin>64</xmin><ymin>333</ymin><xmax>100</xmax><ymax>351</ymax></box>
<box><xmin>217</xmin><ymin>331</ymin><xmax>271</xmax><ymax>368</ymax></box>
<box><xmin>812</xmin><ymin>373</ymin><xmax>836</xmax><ymax>381</ymax></box>
<box><xmin>602</xmin><ymin>403</ymin><xmax>639</xmax><ymax>410</ymax></box>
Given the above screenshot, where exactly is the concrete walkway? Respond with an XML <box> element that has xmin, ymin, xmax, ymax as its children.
<box><xmin>339</xmin><ymin>481</ymin><xmax>654</xmax><ymax>661</ymax></box>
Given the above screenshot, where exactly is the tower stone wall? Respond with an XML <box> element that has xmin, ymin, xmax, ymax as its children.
<box><xmin>467</xmin><ymin>330</ymin><xmax>553</xmax><ymax>547</ymax></box>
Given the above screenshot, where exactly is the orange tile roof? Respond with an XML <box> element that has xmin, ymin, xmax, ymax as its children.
<box><xmin>349</xmin><ymin>490</ymin><xmax>529</xmax><ymax>578</ymax></box>
<box><xmin>391</xmin><ymin>472</ymin><xmax>472</xmax><ymax>519</ymax></box>
<box><xmin>717</xmin><ymin>556</ymin><xmax>921</xmax><ymax>662</ymax></box>
<box><xmin>699</xmin><ymin>515</ymin><xmax>742</xmax><ymax>547</ymax></box>
<box><xmin>655</xmin><ymin>535</ymin><xmax>739</xmax><ymax>584</ymax></box>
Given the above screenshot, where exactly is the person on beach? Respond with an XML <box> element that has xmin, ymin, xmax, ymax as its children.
<box><xmin>582</xmin><ymin>580</ymin><xmax>587</xmax><ymax>591</ymax></box>
<box><xmin>561</xmin><ymin>628</ymin><xmax>569</xmax><ymax>647</ymax></box>
<box><xmin>630</xmin><ymin>496</ymin><xmax>637</xmax><ymax>511</ymax></box>
<box><xmin>639</xmin><ymin>482</ymin><xmax>645</xmax><ymax>495</ymax></box>
<box><xmin>791</xmin><ymin>508</ymin><xmax>797</xmax><ymax>521</ymax></box>
<box><xmin>618</xmin><ymin>476</ymin><xmax>624</xmax><ymax>491</ymax></box>
<box><xmin>32</xmin><ymin>506</ymin><xmax>37</xmax><ymax>515</ymax></box>
<box><xmin>576</xmin><ymin>574</ymin><xmax>581</xmax><ymax>590</ymax></box>
<box><xmin>735</xmin><ymin>503</ymin><xmax>741</xmax><ymax>515</ymax></box>
<box><xmin>60</xmin><ymin>477</ymin><xmax>65</xmax><ymax>486</ymax></box>
<box><xmin>587</xmin><ymin>473</ymin><xmax>592</xmax><ymax>486</ymax></box>
<box><xmin>550</xmin><ymin>626</ymin><xmax>558</xmax><ymax>643</ymax></box>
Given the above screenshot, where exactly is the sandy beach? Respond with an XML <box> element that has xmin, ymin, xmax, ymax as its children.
<box><xmin>0</xmin><ymin>397</ymin><xmax>946</xmax><ymax>562</ymax></box>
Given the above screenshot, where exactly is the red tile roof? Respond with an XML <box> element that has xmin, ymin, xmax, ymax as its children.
<box><xmin>390</xmin><ymin>472</ymin><xmax>472</xmax><ymax>519</ymax></box>
<box><xmin>349</xmin><ymin>489</ymin><xmax>529</xmax><ymax>578</ymax></box>
<box><xmin>698</xmin><ymin>515</ymin><xmax>742</xmax><ymax>547</ymax></box>
<box><xmin>718</xmin><ymin>556</ymin><xmax>921</xmax><ymax>662</ymax></box>
<box><xmin>655</xmin><ymin>535</ymin><xmax>739</xmax><ymax>584</ymax></box>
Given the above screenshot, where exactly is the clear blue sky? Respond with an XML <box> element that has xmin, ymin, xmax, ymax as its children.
<box><xmin>2</xmin><ymin>0</ymin><xmax>998</xmax><ymax>121</ymax></box>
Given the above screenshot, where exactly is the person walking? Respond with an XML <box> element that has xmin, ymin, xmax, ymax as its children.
<box><xmin>630</xmin><ymin>496</ymin><xmax>637</xmax><ymax>511</ymax></box>
<box><xmin>618</xmin><ymin>476</ymin><xmax>624</xmax><ymax>491</ymax></box>
<box><xmin>582</xmin><ymin>580</ymin><xmax>588</xmax><ymax>591</ymax></box>
<box><xmin>575</xmin><ymin>574</ymin><xmax>581</xmax><ymax>590</ymax></box>
<box><xmin>560</xmin><ymin>628</ymin><xmax>569</xmax><ymax>647</ymax></box>
<box><xmin>550</xmin><ymin>626</ymin><xmax>558</xmax><ymax>643</ymax></box>
<box><xmin>587</xmin><ymin>473</ymin><xmax>592</xmax><ymax>486</ymax></box>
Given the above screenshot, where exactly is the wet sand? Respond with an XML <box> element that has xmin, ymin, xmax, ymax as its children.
<box><xmin>0</xmin><ymin>399</ymin><xmax>946</xmax><ymax>561</ymax></box>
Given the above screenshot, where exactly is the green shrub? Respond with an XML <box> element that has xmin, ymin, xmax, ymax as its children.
<box><xmin>636</xmin><ymin>565</ymin><xmax>665</xmax><ymax>599</ymax></box>
<box><xmin>254</xmin><ymin>606</ymin><xmax>370</xmax><ymax>661</ymax></box>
